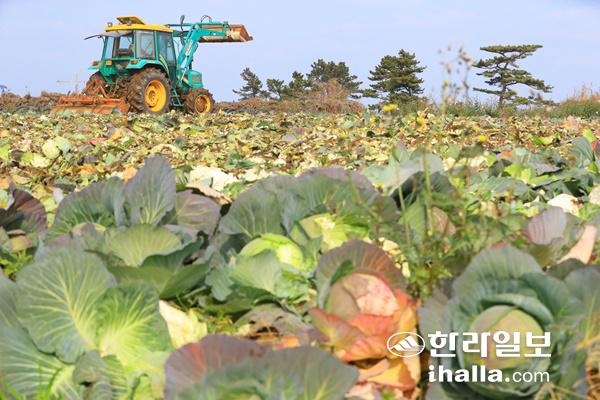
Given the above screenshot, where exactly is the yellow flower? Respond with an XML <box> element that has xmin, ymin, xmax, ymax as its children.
<box><xmin>382</xmin><ymin>104</ymin><xmax>398</xmax><ymax>112</ymax></box>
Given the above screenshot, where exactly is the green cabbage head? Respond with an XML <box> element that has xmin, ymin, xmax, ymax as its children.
<box><xmin>465</xmin><ymin>305</ymin><xmax>545</xmax><ymax>371</ymax></box>
<box><xmin>240</xmin><ymin>233</ymin><xmax>307</xmax><ymax>272</ymax></box>
<box><xmin>420</xmin><ymin>246</ymin><xmax>587</xmax><ymax>400</ymax></box>
<box><xmin>296</xmin><ymin>213</ymin><xmax>368</xmax><ymax>252</ymax></box>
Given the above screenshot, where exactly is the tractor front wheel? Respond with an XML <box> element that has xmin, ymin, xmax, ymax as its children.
<box><xmin>184</xmin><ymin>88</ymin><xmax>215</xmax><ymax>115</ymax></box>
<box><xmin>127</xmin><ymin>69</ymin><xmax>171</xmax><ymax>114</ymax></box>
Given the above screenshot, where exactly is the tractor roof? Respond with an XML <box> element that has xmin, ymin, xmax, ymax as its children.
<box><xmin>105</xmin><ymin>16</ymin><xmax>173</xmax><ymax>33</ymax></box>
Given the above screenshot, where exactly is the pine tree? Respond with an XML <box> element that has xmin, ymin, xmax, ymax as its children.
<box><xmin>473</xmin><ymin>45</ymin><xmax>552</xmax><ymax>108</ymax></box>
<box><xmin>364</xmin><ymin>50</ymin><xmax>426</xmax><ymax>105</ymax></box>
<box><xmin>233</xmin><ymin>68</ymin><xmax>265</xmax><ymax>99</ymax></box>
<box><xmin>285</xmin><ymin>71</ymin><xmax>310</xmax><ymax>98</ymax></box>
<box><xmin>266</xmin><ymin>79</ymin><xmax>286</xmax><ymax>100</ymax></box>
<box><xmin>307</xmin><ymin>59</ymin><xmax>362</xmax><ymax>98</ymax></box>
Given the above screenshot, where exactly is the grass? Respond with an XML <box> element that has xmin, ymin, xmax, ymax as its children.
<box><xmin>438</xmin><ymin>99</ymin><xmax>600</xmax><ymax>120</ymax></box>
<box><xmin>542</xmin><ymin>84</ymin><xmax>600</xmax><ymax>118</ymax></box>
<box><xmin>442</xmin><ymin>99</ymin><xmax>502</xmax><ymax>117</ymax></box>
<box><xmin>421</xmin><ymin>84</ymin><xmax>600</xmax><ymax>119</ymax></box>
<box><xmin>552</xmin><ymin>99</ymin><xmax>600</xmax><ymax>119</ymax></box>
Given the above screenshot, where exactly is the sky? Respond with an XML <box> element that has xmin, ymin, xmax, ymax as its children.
<box><xmin>1</xmin><ymin>0</ymin><xmax>599</xmax><ymax>102</ymax></box>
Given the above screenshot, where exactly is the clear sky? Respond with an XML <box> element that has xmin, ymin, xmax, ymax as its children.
<box><xmin>1</xmin><ymin>0</ymin><xmax>598</xmax><ymax>102</ymax></box>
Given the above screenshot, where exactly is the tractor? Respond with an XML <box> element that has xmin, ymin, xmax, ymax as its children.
<box><xmin>51</xmin><ymin>15</ymin><xmax>252</xmax><ymax>114</ymax></box>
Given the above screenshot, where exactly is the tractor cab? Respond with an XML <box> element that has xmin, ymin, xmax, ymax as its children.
<box><xmin>96</xmin><ymin>17</ymin><xmax>185</xmax><ymax>88</ymax></box>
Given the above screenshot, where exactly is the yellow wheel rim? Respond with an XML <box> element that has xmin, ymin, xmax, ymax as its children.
<box><xmin>194</xmin><ymin>94</ymin><xmax>212</xmax><ymax>114</ymax></box>
<box><xmin>144</xmin><ymin>80</ymin><xmax>167</xmax><ymax>112</ymax></box>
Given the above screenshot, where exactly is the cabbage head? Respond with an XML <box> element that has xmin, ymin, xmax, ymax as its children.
<box><xmin>310</xmin><ymin>241</ymin><xmax>420</xmax><ymax>393</ymax></box>
<box><xmin>420</xmin><ymin>246</ymin><xmax>587</xmax><ymax>399</ymax></box>
<box><xmin>294</xmin><ymin>213</ymin><xmax>369</xmax><ymax>253</ymax></box>
<box><xmin>240</xmin><ymin>233</ymin><xmax>307</xmax><ymax>272</ymax></box>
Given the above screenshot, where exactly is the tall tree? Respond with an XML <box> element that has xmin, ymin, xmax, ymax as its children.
<box><xmin>364</xmin><ymin>50</ymin><xmax>426</xmax><ymax>105</ymax></box>
<box><xmin>266</xmin><ymin>79</ymin><xmax>286</xmax><ymax>100</ymax></box>
<box><xmin>307</xmin><ymin>59</ymin><xmax>362</xmax><ymax>98</ymax></box>
<box><xmin>285</xmin><ymin>71</ymin><xmax>310</xmax><ymax>98</ymax></box>
<box><xmin>233</xmin><ymin>68</ymin><xmax>265</xmax><ymax>99</ymax></box>
<box><xmin>473</xmin><ymin>45</ymin><xmax>552</xmax><ymax>108</ymax></box>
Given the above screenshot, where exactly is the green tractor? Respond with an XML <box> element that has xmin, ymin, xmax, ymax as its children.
<box><xmin>52</xmin><ymin>15</ymin><xmax>252</xmax><ymax>114</ymax></box>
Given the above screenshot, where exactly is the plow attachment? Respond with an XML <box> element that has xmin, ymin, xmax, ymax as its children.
<box><xmin>51</xmin><ymin>96</ymin><xmax>129</xmax><ymax>114</ymax></box>
<box><xmin>50</xmin><ymin>79</ymin><xmax>129</xmax><ymax>114</ymax></box>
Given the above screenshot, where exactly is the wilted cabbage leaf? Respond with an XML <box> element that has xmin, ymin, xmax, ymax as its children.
<box><xmin>0</xmin><ymin>186</ymin><xmax>47</xmax><ymax>255</ymax></box>
<box><xmin>310</xmin><ymin>241</ymin><xmax>420</xmax><ymax>393</ymax></box>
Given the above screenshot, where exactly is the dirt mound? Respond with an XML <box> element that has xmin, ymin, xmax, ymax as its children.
<box><xmin>0</xmin><ymin>92</ymin><xmax>63</xmax><ymax>112</ymax></box>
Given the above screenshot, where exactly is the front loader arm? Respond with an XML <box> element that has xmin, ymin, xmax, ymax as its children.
<box><xmin>169</xmin><ymin>22</ymin><xmax>229</xmax><ymax>89</ymax></box>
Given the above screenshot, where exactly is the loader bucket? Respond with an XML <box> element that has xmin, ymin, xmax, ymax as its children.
<box><xmin>199</xmin><ymin>24</ymin><xmax>253</xmax><ymax>43</ymax></box>
<box><xmin>50</xmin><ymin>95</ymin><xmax>130</xmax><ymax>114</ymax></box>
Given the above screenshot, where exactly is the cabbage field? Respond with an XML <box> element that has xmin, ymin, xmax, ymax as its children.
<box><xmin>0</xmin><ymin>110</ymin><xmax>599</xmax><ymax>399</ymax></box>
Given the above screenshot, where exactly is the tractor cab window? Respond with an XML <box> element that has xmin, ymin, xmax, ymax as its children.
<box><xmin>109</xmin><ymin>33</ymin><xmax>134</xmax><ymax>58</ymax></box>
<box><xmin>104</xmin><ymin>37</ymin><xmax>114</xmax><ymax>60</ymax></box>
<box><xmin>136</xmin><ymin>31</ymin><xmax>156</xmax><ymax>60</ymax></box>
<box><xmin>157</xmin><ymin>32</ymin><xmax>176</xmax><ymax>65</ymax></box>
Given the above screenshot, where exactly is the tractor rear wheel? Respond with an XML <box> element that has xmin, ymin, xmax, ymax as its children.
<box><xmin>184</xmin><ymin>88</ymin><xmax>215</xmax><ymax>115</ymax></box>
<box><xmin>82</xmin><ymin>72</ymin><xmax>107</xmax><ymax>95</ymax></box>
<box><xmin>127</xmin><ymin>69</ymin><xmax>171</xmax><ymax>114</ymax></box>
<box><xmin>87</xmin><ymin>72</ymin><xmax>106</xmax><ymax>85</ymax></box>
